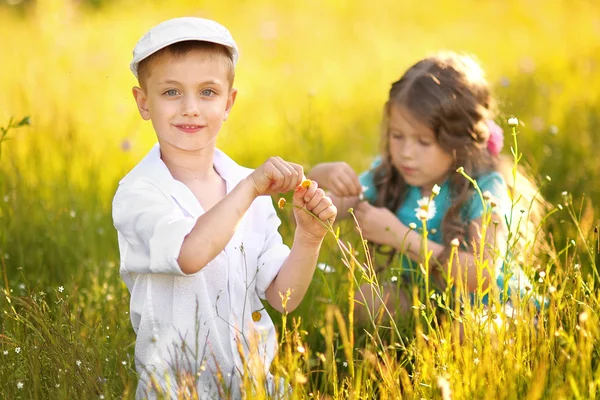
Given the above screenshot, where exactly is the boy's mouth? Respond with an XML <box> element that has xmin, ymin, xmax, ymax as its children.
<box><xmin>173</xmin><ymin>124</ymin><xmax>205</xmax><ymax>134</ymax></box>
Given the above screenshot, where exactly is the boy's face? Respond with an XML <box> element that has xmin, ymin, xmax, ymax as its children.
<box><xmin>132</xmin><ymin>48</ymin><xmax>236</xmax><ymax>153</ymax></box>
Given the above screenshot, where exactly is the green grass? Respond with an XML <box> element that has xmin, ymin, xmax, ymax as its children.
<box><xmin>1</xmin><ymin>0</ymin><xmax>600</xmax><ymax>398</ymax></box>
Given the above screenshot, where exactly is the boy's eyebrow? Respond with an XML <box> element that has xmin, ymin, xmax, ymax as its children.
<box><xmin>156</xmin><ymin>79</ymin><xmax>224</xmax><ymax>86</ymax></box>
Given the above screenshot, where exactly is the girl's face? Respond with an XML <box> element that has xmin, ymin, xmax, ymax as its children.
<box><xmin>387</xmin><ymin>105</ymin><xmax>454</xmax><ymax>195</ymax></box>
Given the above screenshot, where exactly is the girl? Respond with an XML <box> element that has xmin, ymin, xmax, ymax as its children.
<box><xmin>309</xmin><ymin>52</ymin><xmax>545</xmax><ymax>321</ymax></box>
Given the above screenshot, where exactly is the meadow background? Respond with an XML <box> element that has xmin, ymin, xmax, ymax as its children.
<box><xmin>1</xmin><ymin>0</ymin><xmax>600</xmax><ymax>398</ymax></box>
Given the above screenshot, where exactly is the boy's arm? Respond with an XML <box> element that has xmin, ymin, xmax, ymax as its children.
<box><xmin>265</xmin><ymin>180</ymin><xmax>337</xmax><ymax>313</ymax></box>
<box><xmin>178</xmin><ymin>157</ymin><xmax>305</xmax><ymax>275</ymax></box>
<box><xmin>114</xmin><ymin>157</ymin><xmax>307</xmax><ymax>276</ymax></box>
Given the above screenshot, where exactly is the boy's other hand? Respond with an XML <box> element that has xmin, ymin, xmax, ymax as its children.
<box><xmin>309</xmin><ymin>162</ymin><xmax>361</xmax><ymax>197</ymax></box>
<box><xmin>248</xmin><ymin>157</ymin><xmax>304</xmax><ymax>197</ymax></box>
<box><xmin>292</xmin><ymin>180</ymin><xmax>337</xmax><ymax>242</ymax></box>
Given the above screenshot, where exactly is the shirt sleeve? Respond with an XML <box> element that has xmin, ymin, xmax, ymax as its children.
<box><xmin>112</xmin><ymin>178</ymin><xmax>198</xmax><ymax>276</ymax></box>
<box><xmin>358</xmin><ymin>157</ymin><xmax>383</xmax><ymax>204</ymax></box>
<box><xmin>358</xmin><ymin>169</ymin><xmax>378</xmax><ymax>204</ymax></box>
<box><xmin>254</xmin><ymin>197</ymin><xmax>291</xmax><ymax>300</ymax></box>
<box><xmin>466</xmin><ymin>172</ymin><xmax>512</xmax><ymax>221</ymax></box>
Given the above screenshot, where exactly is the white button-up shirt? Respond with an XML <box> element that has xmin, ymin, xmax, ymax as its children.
<box><xmin>112</xmin><ymin>143</ymin><xmax>290</xmax><ymax>398</ymax></box>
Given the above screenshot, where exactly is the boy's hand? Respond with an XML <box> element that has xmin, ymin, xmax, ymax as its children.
<box><xmin>248</xmin><ymin>157</ymin><xmax>304</xmax><ymax>197</ymax></box>
<box><xmin>309</xmin><ymin>162</ymin><xmax>362</xmax><ymax>197</ymax></box>
<box><xmin>293</xmin><ymin>180</ymin><xmax>337</xmax><ymax>242</ymax></box>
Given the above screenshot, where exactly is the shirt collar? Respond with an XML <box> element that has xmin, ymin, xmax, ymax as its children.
<box><xmin>119</xmin><ymin>143</ymin><xmax>251</xmax><ymax>209</ymax></box>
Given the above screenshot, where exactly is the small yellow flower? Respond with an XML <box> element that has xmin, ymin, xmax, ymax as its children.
<box><xmin>252</xmin><ymin>311</ymin><xmax>262</xmax><ymax>322</ymax></box>
<box><xmin>301</xmin><ymin>179</ymin><xmax>312</xmax><ymax>189</ymax></box>
<box><xmin>277</xmin><ymin>198</ymin><xmax>286</xmax><ymax>209</ymax></box>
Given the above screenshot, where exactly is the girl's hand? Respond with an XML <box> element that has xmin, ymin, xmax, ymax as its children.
<box><xmin>354</xmin><ymin>201</ymin><xmax>404</xmax><ymax>247</ymax></box>
<box><xmin>247</xmin><ymin>157</ymin><xmax>304</xmax><ymax>196</ymax></box>
<box><xmin>292</xmin><ymin>180</ymin><xmax>337</xmax><ymax>242</ymax></box>
<box><xmin>308</xmin><ymin>162</ymin><xmax>362</xmax><ymax>197</ymax></box>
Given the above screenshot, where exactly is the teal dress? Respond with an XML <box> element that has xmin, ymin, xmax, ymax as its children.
<box><xmin>359</xmin><ymin>165</ymin><xmax>541</xmax><ymax>307</ymax></box>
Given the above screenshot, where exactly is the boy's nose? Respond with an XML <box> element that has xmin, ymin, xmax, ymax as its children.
<box><xmin>181</xmin><ymin>96</ymin><xmax>200</xmax><ymax>117</ymax></box>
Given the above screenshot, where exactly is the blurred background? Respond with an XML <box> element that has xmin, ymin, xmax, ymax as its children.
<box><xmin>0</xmin><ymin>0</ymin><xmax>599</xmax><ymax>396</ymax></box>
<box><xmin>2</xmin><ymin>0</ymin><xmax>598</xmax><ymax>278</ymax></box>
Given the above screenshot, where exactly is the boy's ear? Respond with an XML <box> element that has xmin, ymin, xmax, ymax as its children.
<box><xmin>224</xmin><ymin>88</ymin><xmax>238</xmax><ymax>121</ymax></box>
<box><xmin>132</xmin><ymin>86</ymin><xmax>151</xmax><ymax>120</ymax></box>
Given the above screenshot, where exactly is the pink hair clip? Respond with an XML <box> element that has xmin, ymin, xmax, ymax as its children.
<box><xmin>486</xmin><ymin>120</ymin><xmax>504</xmax><ymax>156</ymax></box>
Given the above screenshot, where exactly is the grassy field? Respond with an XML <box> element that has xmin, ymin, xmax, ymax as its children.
<box><xmin>1</xmin><ymin>0</ymin><xmax>600</xmax><ymax>398</ymax></box>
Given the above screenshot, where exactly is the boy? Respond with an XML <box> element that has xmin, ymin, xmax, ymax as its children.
<box><xmin>112</xmin><ymin>17</ymin><xmax>337</xmax><ymax>399</ymax></box>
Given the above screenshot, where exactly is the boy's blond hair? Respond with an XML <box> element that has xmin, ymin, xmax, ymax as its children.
<box><xmin>137</xmin><ymin>40</ymin><xmax>236</xmax><ymax>89</ymax></box>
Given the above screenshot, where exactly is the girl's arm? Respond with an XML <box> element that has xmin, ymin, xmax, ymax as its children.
<box><xmin>308</xmin><ymin>162</ymin><xmax>363</xmax><ymax>197</ymax></box>
<box><xmin>396</xmin><ymin>214</ymin><xmax>506</xmax><ymax>293</ymax></box>
<box><xmin>308</xmin><ymin>162</ymin><xmax>363</xmax><ymax>219</ymax></box>
<box><xmin>355</xmin><ymin>202</ymin><xmax>506</xmax><ymax>293</ymax></box>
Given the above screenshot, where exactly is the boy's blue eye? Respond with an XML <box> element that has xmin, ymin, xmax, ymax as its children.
<box><xmin>164</xmin><ymin>89</ymin><xmax>179</xmax><ymax>96</ymax></box>
<box><xmin>201</xmin><ymin>89</ymin><xmax>215</xmax><ymax>96</ymax></box>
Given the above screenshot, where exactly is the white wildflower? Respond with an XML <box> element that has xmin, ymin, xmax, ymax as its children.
<box><xmin>15</xmin><ymin>347</ymin><xmax>21</xmax><ymax>354</ymax></box>
<box><xmin>450</xmin><ymin>238</ymin><xmax>460</xmax><ymax>247</ymax></box>
<box><xmin>17</xmin><ymin>382</ymin><xmax>23</xmax><ymax>389</ymax></box>
<box><xmin>3</xmin><ymin>350</ymin><xmax>8</xmax><ymax>355</ymax></box>
<box><xmin>417</xmin><ymin>209</ymin><xmax>429</xmax><ymax>221</ymax></box>
<box><xmin>408</xmin><ymin>222</ymin><xmax>417</xmax><ymax>230</ymax></box>
<box><xmin>431</xmin><ymin>184</ymin><xmax>441</xmax><ymax>196</ymax></box>
<box><xmin>507</xmin><ymin>117</ymin><xmax>519</xmax><ymax>127</ymax></box>
<box><xmin>415</xmin><ymin>197</ymin><xmax>437</xmax><ymax>221</ymax></box>
<box><xmin>342</xmin><ymin>361</ymin><xmax>348</xmax><ymax>368</ymax></box>
<box><xmin>437</xmin><ymin>376</ymin><xmax>452</xmax><ymax>400</ymax></box>
<box><xmin>473</xmin><ymin>357</ymin><xmax>480</xmax><ymax>365</ymax></box>
<box><xmin>579</xmin><ymin>311</ymin><xmax>589</xmax><ymax>324</ymax></box>
<box><xmin>391</xmin><ymin>276</ymin><xmax>398</xmax><ymax>283</ymax></box>
<box><xmin>482</xmin><ymin>191</ymin><xmax>492</xmax><ymax>201</ymax></box>
<box><xmin>76</xmin><ymin>360</ymin><xmax>82</xmax><ymax>367</ymax></box>
<box><xmin>58</xmin><ymin>286</ymin><xmax>64</xmax><ymax>293</ymax></box>
<box><xmin>358</xmin><ymin>185</ymin><xmax>369</xmax><ymax>201</ymax></box>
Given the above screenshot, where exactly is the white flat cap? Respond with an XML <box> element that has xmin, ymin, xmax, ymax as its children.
<box><xmin>130</xmin><ymin>17</ymin><xmax>238</xmax><ymax>78</ymax></box>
